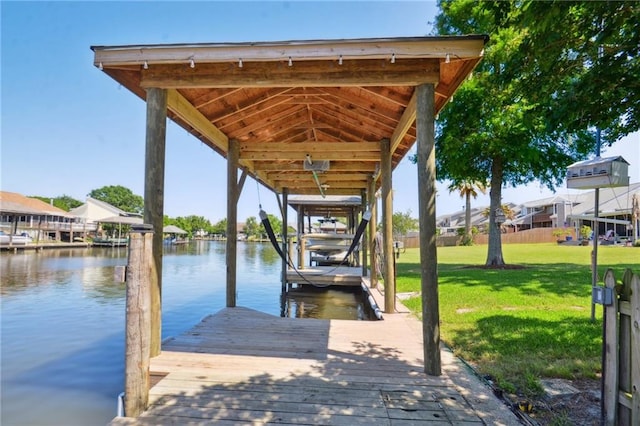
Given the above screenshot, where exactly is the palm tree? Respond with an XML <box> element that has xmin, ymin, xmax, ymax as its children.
<box><xmin>482</xmin><ymin>204</ymin><xmax>517</xmax><ymax>229</ymax></box>
<box><xmin>448</xmin><ymin>180</ymin><xmax>488</xmax><ymax>245</ymax></box>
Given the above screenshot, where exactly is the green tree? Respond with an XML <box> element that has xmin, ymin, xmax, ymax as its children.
<box><xmin>89</xmin><ymin>185</ymin><xmax>144</xmax><ymax>214</ymax></box>
<box><xmin>509</xmin><ymin>1</ymin><xmax>640</xmax><ymax>143</ymax></box>
<box><xmin>433</xmin><ymin>0</ymin><xmax>601</xmax><ymax>265</ymax></box>
<box><xmin>30</xmin><ymin>194</ymin><xmax>82</xmax><ymax>212</ymax></box>
<box><xmin>392</xmin><ymin>210</ymin><xmax>419</xmax><ymax>238</ymax></box>
<box><xmin>244</xmin><ymin>216</ymin><xmax>261</xmax><ymax>239</ymax></box>
<box><xmin>167</xmin><ymin>215</ymin><xmax>212</xmax><ymax>237</ymax></box>
<box><xmin>447</xmin><ymin>180</ymin><xmax>487</xmax><ymax>245</ymax></box>
<box><xmin>211</xmin><ymin>218</ymin><xmax>227</xmax><ymax>236</ymax></box>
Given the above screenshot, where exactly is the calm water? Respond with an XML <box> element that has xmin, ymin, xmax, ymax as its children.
<box><xmin>0</xmin><ymin>241</ymin><xmax>367</xmax><ymax>426</ymax></box>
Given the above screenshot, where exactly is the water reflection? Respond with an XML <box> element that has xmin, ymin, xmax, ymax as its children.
<box><xmin>283</xmin><ymin>286</ymin><xmax>372</xmax><ymax>320</ymax></box>
<box><xmin>0</xmin><ymin>241</ymin><xmax>371</xmax><ymax>426</ymax></box>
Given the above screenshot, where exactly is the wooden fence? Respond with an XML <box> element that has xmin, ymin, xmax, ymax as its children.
<box><xmin>603</xmin><ymin>268</ymin><xmax>639</xmax><ymax>425</ymax></box>
<box><xmin>398</xmin><ymin>227</ymin><xmax>573</xmax><ymax>248</ymax></box>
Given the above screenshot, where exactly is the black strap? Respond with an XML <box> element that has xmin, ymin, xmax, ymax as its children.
<box><xmin>341</xmin><ymin>210</ymin><xmax>371</xmax><ymax>263</ymax></box>
<box><xmin>259</xmin><ymin>209</ymin><xmax>285</xmax><ymax>259</ymax></box>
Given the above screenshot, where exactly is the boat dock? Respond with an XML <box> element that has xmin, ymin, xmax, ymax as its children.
<box><xmin>286</xmin><ymin>265</ymin><xmax>363</xmax><ymax>287</ymax></box>
<box><xmin>109</xmin><ymin>294</ymin><xmax>519</xmax><ymax>425</ymax></box>
<box><xmin>0</xmin><ymin>241</ymin><xmax>91</xmax><ymax>252</ymax></box>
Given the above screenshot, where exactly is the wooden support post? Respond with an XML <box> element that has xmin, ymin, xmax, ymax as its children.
<box><xmin>297</xmin><ymin>206</ymin><xmax>305</xmax><ymax>270</ymax></box>
<box><xmin>416</xmin><ymin>83</ymin><xmax>441</xmax><ymax>375</ymax></box>
<box><xmin>281</xmin><ymin>188</ymin><xmax>289</xmax><ymax>292</ymax></box>
<box><xmin>361</xmin><ymin>188</ymin><xmax>368</xmax><ymax>276</ymax></box>
<box><xmin>603</xmin><ymin>269</ymin><xmax>619</xmax><ymax>425</ymax></box>
<box><xmin>124</xmin><ymin>225</ymin><xmax>154</xmax><ymax>418</ymax></box>
<box><xmin>368</xmin><ymin>176</ymin><xmax>378</xmax><ymax>288</ymax></box>
<box><xmin>226</xmin><ymin>139</ymin><xmax>239</xmax><ymax>307</ymax></box>
<box><xmin>143</xmin><ymin>87</ymin><xmax>167</xmax><ymax>358</ymax></box>
<box><xmin>381</xmin><ymin>138</ymin><xmax>395</xmax><ymax>313</ymax></box>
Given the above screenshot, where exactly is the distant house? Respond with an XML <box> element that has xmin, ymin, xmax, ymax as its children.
<box><xmin>435</xmin><ymin>182</ymin><xmax>639</xmax><ymax>242</ymax></box>
<box><xmin>0</xmin><ymin>191</ymin><xmax>78</xmax><ymax>241</ymax></box>
<box><xmin>566</xmin><ymin>182</ymin><xmax>640</xmax><ymax>240</ymax></box>
<box><xmin>514</xmin><ymin>195</ymin><xmax>577</xmax><ymax>230</ymax></box>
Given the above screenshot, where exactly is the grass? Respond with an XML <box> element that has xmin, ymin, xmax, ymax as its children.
<box><xmin>395</xmin><ymin>243</ymin><xmax>639</xmax><ymax>397</ymax></box>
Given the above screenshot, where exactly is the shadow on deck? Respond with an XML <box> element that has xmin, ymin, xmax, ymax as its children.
<box><xmin>109</xmin><ymin>306</ymin><xmax>521</xmax><ymax>425</ymax></box>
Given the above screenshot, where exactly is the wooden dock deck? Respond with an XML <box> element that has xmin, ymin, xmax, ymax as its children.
<box><xmin>109</xmin><ymin>302</ymin><xmax>520</xmax><ymax>425</ymax></box>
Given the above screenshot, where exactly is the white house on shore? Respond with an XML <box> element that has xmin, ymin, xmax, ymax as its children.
<box><xmin>436</xmin><ymin>182</ymin><xmax>640</xmax><ymax>242</ymax></box>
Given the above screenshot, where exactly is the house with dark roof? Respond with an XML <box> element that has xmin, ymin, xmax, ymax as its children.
<box><xmin>0</xmin><ymin>191</ymin><xmax>79</xmax><ymax>241</ymax></box>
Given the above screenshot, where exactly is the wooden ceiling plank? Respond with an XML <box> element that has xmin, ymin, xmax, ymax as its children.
<box><xmin>312</xmin><ymin>105</ymin><xmax>396</xmax><ymax>136</ymax></box>
<box><xmin>312</xmin><ymin>96</ymin><xmax>401</xmax><ymax>130</ymax></box>
<box><xmin>166</xmin><ymin>89</ymin><xmax>229</xmax><ymax>152</ymax></box>
<box><xmin>359</xmin><ymin>86</ymin><xmax>414</xmax><ymax>107</ymax></box>
<box><xmin>190</xmin><ymin>87</ymin><xmax>243</xmax><ymax>109</ymax></box>
<box><xmin>226</xmin><ymin>105</ymin><xmax>306</xmax><ymax>138</ymax></box>
<box><xmin>317</xmin><ymin>87</ymin><xmax>404</xmax><ymax>124</ymax></box>
<box><xmin>206</xmin><ymin>87</ymin><xmax>294</xmax><ymax>124</ymax></box>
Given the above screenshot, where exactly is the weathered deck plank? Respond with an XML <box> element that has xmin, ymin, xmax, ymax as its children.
<box><xmin>109</xmin><ymin>306</ymin><xmax>519</xmax><ymax>425</ymax></box>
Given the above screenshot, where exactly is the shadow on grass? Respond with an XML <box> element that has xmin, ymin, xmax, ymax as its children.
<box><xmin>445</xmin><ymin>314</ymin><xmax>602</xmax><ymax>394</ymax></box>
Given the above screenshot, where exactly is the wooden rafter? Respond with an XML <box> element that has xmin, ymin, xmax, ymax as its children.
<box><xmin>93</xmin><ymin>36</ymin><xmax>486</xmax><ymax>197</ymax></box>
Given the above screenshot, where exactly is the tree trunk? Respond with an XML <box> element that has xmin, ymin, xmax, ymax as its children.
<box><xmin>464</xmin><ymin>192</ymin><xmax>472</xmax><ymax>244</ymax></box>
<box><xmin>485</xmin><ymin>157</ymin><xmax>505</xmax><ymax>266</ymax></box>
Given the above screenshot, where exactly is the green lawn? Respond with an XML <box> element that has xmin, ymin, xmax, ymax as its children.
<box><xmin>395</xmin><ymin>243</ymin><xmax>639</xmax><ymax>396</ymax></box>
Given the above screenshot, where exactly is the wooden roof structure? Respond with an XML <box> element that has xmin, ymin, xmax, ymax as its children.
<box><xmin>91</xmin><ymin>36</ymin><xmax>487</xmax><ymax>197</ymax></box>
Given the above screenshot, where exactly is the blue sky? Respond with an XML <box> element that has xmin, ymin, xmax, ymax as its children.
<box><xmin>2</xmin><ymin>1</ymin><xmax>638</xmax><ymax>223</ymax></box>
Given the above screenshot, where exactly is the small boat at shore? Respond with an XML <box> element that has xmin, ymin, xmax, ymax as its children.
<box><xmin>92</xmin><ymin>237</ymin><xmax>128</xmax><ymax>247</ymax></box>
<box><xmin>0</xmin><ymin>231</ymin><xmax>32</xmax><ymax>245</ymax></box>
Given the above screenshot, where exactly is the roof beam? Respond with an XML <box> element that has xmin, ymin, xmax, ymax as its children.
<box><xmin>274</xmin><ymin>180</ymin><xmax>367</xmax><ymax>189</ymax></box>
<box><xmin>254</xmin><ymin>160</ymin><xmax>377</xmax><ymax>172</ymax></box>
<box><xmin>390</xmin><ymin>90</ymin><xmax>417</xmax><ymax>153</ymax></box>
<box><xmin>93</xmin><ymin>36</ymin><xmax>487</xmax><ymax>65</ymax></box>
<box><xmin>240</xmin><ymin>141</ymin><xmax>379</xmax><ymax>153</ymax></box>
<box><xmin>139</xmin><ymin>59</ymin><xmax>440</xmax><ymax>89</ymax></box>
<box><xmin>166</xmin><ymin>89</ymin><xmax>229</xmax><ymax>152</ymax></box>
<box><xmin>266</xmin><ymin>172</ymin><xmax>371</xmax><ymax>181</ymax></box>
<box><xmin>241</xmin><ymin>150</ymin><xmax>380</xmax><ymax>161</ymax></box>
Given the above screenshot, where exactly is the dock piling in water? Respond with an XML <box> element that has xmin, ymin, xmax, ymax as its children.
<box><xmin>124</xmin><ymin>227</ymin><xmax>154</xmax><ymax>417</ymax></box>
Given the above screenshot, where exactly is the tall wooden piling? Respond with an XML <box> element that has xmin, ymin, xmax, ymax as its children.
<box><xmin>416</xmin><ymin>83</ymin><xmax>441</xmax><ymax>376</ymax></box>
<box><xmin>143</xmin><ymin>87</ymin><xmax>167</xmax><ymax>358</ymax></box>
<box><xmin>226</xmin><ymin>139</ymin><xmax>239</xmax><ymax>307</ymax></box>
<box><xmin>381</xmin><ymin>138</ymin><xmax>395</xmax><ymax>313</ymax></box>
<box><xmin>124</xmin><ymin>225</ymin><xmax>154</xmax><ymax>417</ymax></box>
